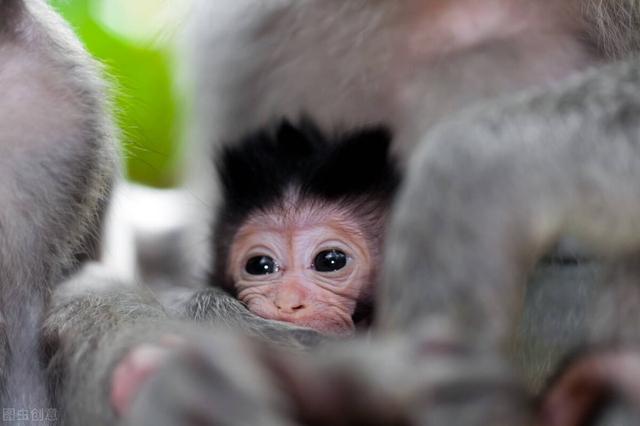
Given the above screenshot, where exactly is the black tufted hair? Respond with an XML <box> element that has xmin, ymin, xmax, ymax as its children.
<box><xmin>209</xmin><ymin>118</ymin><xmax>400</xmax><ymax>296</ymax></box>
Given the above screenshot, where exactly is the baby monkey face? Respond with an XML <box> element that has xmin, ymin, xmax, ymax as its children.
<box><xmin>228</xmin><ymin>205</ymin><xmax>374</xmax><ymax>337</ymax></box>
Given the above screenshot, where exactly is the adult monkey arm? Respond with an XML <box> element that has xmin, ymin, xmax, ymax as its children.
<box><xmin>369</xmin><ymin>46</ymin><xmax>640</xmax><ymax>426</ymax></box>
<box><xmin>43</xmin><ymin>265</ymin><xmax>326</xmax><ymax>425</ymax></box>
<box><xmin>379</xmin><ymin>58</ymin><xmax>640</xmax><ymax>361</ymax></box>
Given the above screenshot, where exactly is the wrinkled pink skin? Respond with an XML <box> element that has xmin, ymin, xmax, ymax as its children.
<box><xmin>229</xmin><ymin>204</ymin><xmax>377</xmax><ymax>337</ymax></box>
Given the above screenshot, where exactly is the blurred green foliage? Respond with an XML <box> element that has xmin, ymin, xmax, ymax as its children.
<box><xmin>51</xmin><ymin>0</ymin><xmax>184</xmax><ymax>188</ymax></box>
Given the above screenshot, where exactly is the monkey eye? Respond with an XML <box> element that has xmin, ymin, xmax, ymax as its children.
<box><xmin>313</xmin><ymin>249</ymin><xmax>348</xmax><ymax>272</ymax></box>
<box><xmin>245</xmin><ymin>256</ymin><xmax>279</xmax><ymax>275</ymax></box>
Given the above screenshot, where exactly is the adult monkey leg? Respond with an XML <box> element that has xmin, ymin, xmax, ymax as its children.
<box><xmin>378</xmin><ymin>58</ymin><xmax>640</xmax><ymax>389</ymax></box>
<box><xmin>0</xmin><ymin>0</ymin><xmax>118</xmax><ymax>414</ymax></box>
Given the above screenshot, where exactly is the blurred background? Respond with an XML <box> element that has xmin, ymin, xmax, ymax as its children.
<box><xmin>51</xmin><ymin>0</ymin><xmax>197</xmax><ymax>282</ymax></box>
<box><xmin>52</xmin><ymin>0</ymin><xmax>190</xmax><ymax>188</ymax></box>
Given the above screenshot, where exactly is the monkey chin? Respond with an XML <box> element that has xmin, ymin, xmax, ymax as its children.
<box><xmin>282</xmin><ymin>315</ymin><xmax>356</xmax><ymax>338</ymax></box>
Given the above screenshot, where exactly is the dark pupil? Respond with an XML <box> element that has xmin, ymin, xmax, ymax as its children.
<box><xmin>245</xmin><ymin>256</ymin><xmax>277</xmax><ymax>275</ymax></box>
<box><xmin>314</xmin><ymin>250</ymin><xmax>347</xmax><ymax>272</ymax></box>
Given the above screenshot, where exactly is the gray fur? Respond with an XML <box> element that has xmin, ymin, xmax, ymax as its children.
<box><xmin>0</xmin><ymin>0</ymin><xmax>118</xmax><ymax>418</ymax></box>
<box><xmin>378</xmin><ymin>57</ymin><xmax>640</xmax><ymax>421</ymax></box>
<box><xmin>180</xmin><ymin>288</ymin><xmax>328</xmax><ymax>350</ymax></box>
<box><xmin>186</xmin><ymin>0</ymin><xmax>598</xmax><ymax>155</ymax></box>
<box><xmin>44</xmin><ymin>268</ymin><xmax>166</xmax><ymax>426</ymax></box>
<box><xmin>582</xmin><ymin>0</ymin><xmax>640</xmax><ymax>58</ymax></box>
<box><xmin>379</xmin><ymin>58</ymin><xmax>640</xmax><ymax>334</ymax></box>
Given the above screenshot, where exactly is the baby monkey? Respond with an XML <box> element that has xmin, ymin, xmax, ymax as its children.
<box><xmin>211</xmin><ymin>120</ymin><xmax>400</xmax><ymax>336</ymax></box>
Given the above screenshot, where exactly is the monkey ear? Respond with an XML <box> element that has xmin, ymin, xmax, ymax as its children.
<box><xmin>307</xmin><ymin>126</ymin><xmax>398</xmax><ymax>198</ymax></box>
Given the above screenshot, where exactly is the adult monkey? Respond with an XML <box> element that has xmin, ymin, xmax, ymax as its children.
<box><xmin>126</xmin><ymin>0</ymin><xmax>640</xmax><ymax>420</ymax></box>
<box><xmin>162</xmin><ymin>0</ymin><xmax>640</xmax><ymax>421</ymax></box>
<box><xmin>0</xmin><ymin>0</ymin><xmax>117</xmax><ymax>417</ymax></box>
<box><xmin>184</xmin><ymin>0</ymin><xmax>640</xmax><ymax>381</ymax></box>
<box><xmin>36</xmin><ymin>1</ymin><xmax>640</xmax><ymax>426</ymax></box>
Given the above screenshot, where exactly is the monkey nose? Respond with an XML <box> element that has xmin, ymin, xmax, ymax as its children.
<box><xmin>275</xmin><ymin>301</ymin><xmax>306</xmax><ymax>314</ymax></box>
<box><xmin>274</xmin><ymin>281</ymin><xmax>308</xmax><ymax>315</ymax></box>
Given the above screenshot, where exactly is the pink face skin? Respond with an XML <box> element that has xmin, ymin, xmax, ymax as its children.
<box><xmin>228</xmin><ymin>203</ymin><xmax>375</xmax><ymax>337</ymax></box>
